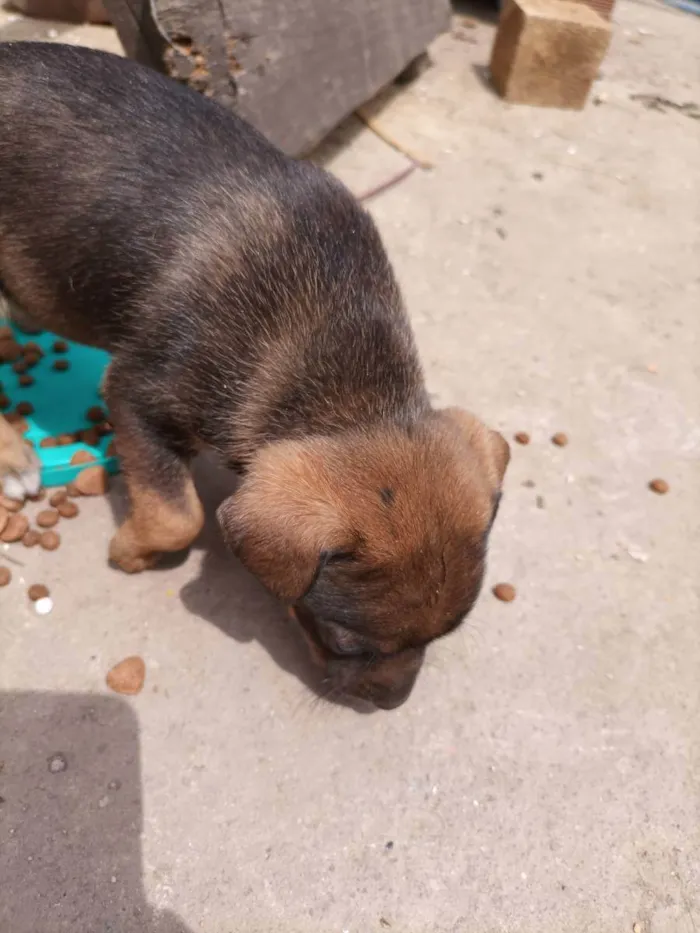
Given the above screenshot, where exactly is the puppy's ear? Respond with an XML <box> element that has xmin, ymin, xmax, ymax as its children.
<box><xmin>216</xmin><ymin>440</ymin><xmax>349</xmax><ymax>601</ymax></box>
<box><xmin>438</xmin><ymin>407</ymin><xmax>510</xmax><ymax>488</ymax></box>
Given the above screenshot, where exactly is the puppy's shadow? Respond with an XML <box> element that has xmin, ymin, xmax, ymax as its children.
<box><xmin>183</xmin><ymin>461</ymin><xmax>319</xmax><ymax>693</ymax></box>
<box><xmin>108</xmin><ymin>454</ymin><xmax>373</xmax><ymax>711</ymax></box>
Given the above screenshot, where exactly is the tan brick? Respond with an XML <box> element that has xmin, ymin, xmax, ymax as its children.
<box><xmin>489</xmin><ymin>0</ymin><xmax>612</xmax><ymax>110</ymax></box>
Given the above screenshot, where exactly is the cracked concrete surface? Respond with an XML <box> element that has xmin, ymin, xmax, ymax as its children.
<box><xmin>1</xmin><ymin>2</ymin><xmax>699</xmax><ymax>930</ymax></box>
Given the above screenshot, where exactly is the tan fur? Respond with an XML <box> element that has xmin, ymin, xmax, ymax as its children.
<box><xmin>109</xmin><ymin>477</ymin><xmax>204</xmax><ymax>573</ymax></box>
<box><xmin>219</xmin><ymin>411</ymin><xmax>508</xmax><ymax>655</ymax></box>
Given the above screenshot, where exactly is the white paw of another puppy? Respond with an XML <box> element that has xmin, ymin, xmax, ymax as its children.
<box><xmin>0</xmin><ymin>423</ymin><xmax>41</xmax><ymax>501</ymax></box>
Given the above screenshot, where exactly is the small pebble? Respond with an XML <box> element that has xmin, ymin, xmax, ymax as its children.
<box><xmin>36</xmin><ymin>509</ymin><xmax>60</xmax><ymax>528</ymax></box>
<box><xmin>40</xmin><ymin>530</ymin><xmax>61</xmax><ymax>551</ymax></box>
<box><xmin>28</xmin><ymin>583</ymin><xmax>50</xmax><ymax>601</ymax></box>
<box><xmin>47</xmin><ymin>753</ymin><xmax>67</xmax><ymax>773</ymax></box>
<box><xmin>53</xmin><ymin>359</ymin><xmax>70</xmax><ymax>372</ymax></box>
<box><xmin>492</xmin><ymin>582</ymin><xmax>517</xmax><ymax>603</ymax></box>
<box><xmin>551</xmin><ymin>432</ymin><xmax>569</xmax><ymax>447</ymax></box>
<box><xmin>514</xmin><ymin>431</ymin><xmax>530</xmax><ymax>445</ymax></box>
<box><xmin>106</xmin><ymin>656</ymin><xmax>146</xmax><ymax>696</ymax></box>
<box><xmin>649</xmin><ymin>478</ymin><xmax>669</xmax><ymax>495</ymax></box>
<box><xmin>0</xmin><ymin>566</ymin><xmax>11</xmax><ymax>587</ymax></box>
<box><xmin>35</xmin><ymin>596</ymin><xmax>54</xmax><ymax>616</ymax></box>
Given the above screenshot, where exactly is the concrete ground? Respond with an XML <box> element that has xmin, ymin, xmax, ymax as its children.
<box><xmin>1</xmin><ymin>3</ymin><xmax>699</xmax><ymax>931</ymax></box>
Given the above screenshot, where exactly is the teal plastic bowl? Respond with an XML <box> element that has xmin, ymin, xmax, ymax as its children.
<box><xmin>1</xmin><ymin>325</ymin><xmax>120</xmax><ymax>488</ymax></box>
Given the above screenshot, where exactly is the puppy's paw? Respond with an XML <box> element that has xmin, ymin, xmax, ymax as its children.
<box><xmin>108</xmin><ymin>530</ymin><xmax>159</xmax><ymax>574</ymax></box>
<box><xmin>0</xmin><ymin>418</ymin><xmax>41</xmax><ymax>501</ymax></box>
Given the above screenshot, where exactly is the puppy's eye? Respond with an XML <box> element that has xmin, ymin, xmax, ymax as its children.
<box><xmin>321</xmin><ymin>621</ymin><xmax>368</xmax><ymax>658</ymax></box>
<box><xmin>325</xmin><ymin>549</ymin><xmax>356</xmax><ymax>565</ymax></box>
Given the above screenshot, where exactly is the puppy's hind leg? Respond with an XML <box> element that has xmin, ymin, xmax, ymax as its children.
<box><xmin>104</xmin><ymin>366</ymin><xmax>204</xmax><ymax>573</ymax></box>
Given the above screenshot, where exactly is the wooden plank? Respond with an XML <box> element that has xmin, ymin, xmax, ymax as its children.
<box><xmin>102</xmin><ymin>0</ymin><xmax>449</xmax><ymax>154</ymax></box>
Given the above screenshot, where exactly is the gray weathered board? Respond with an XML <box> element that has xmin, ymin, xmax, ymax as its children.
<box><xmin>102</xmin><ymin>0</ymin><xmax>450</xmax><ymax>155</ymax></box>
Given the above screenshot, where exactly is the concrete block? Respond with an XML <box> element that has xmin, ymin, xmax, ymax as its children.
<box><xmin>489</xmin><ymin>0</ymin><xmax>612</xmax><ymax>110</ymax></box>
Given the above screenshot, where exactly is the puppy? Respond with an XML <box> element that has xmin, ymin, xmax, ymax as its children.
<box><xmin>0</xmin><ymin>297</ymin><xmax>41</xmax><ymax>500</ymax></box>
<box><xmin>0</xmin><ymin>42</ymin><xmax>509</xmax><ymax>709</ymax></box>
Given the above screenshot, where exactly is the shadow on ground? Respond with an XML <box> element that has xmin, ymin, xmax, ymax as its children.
<box><xmin>106</xmin><ymin>454</ymin><xmax>349</xmax><ymax>707</ymax></box>
<box><xmin>0</xmin><ymin>691</ymin><xmax>193</xmax><ymax>933</ymax></box>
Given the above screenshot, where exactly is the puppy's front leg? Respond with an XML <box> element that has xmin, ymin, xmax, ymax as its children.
<box><xmin>104</xmin><ymin>370</ymin><xmax>204</xmax><ymax>573</ymax></box>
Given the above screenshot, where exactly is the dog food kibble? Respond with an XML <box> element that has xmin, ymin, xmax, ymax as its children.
<box><xmin>0</xmin><ymin>338</ymin><xmax>22</xmax><ymax>363</ymax></box>
<box><xmin>97</xmin><ymin>421</ymin><xmax>113</xmax><ymax>437</ymax></box>
<box><xmin>74</xmin><ymin>465</ymin><xmax>109</xmax><ymax>496</ymax></box>
<box><xmin>551</xmin><ymin>432</ymin><xmax>569</xmax><ymax>447</ymax></box>
<box><xmin>57</xmin><ymin>500</ymin><xmax>79</xmax><ymax>519</ymax></box>
<box><xmin>492</xmin><ymin>582</ymin><xmax>517</xmax><ymax>603</ymax></box>
<box><xmin>53</xmin><ymin>359</ymin><xmax>70</xmax><ymax>372</ymax></box>
<box><xmin>514</xmin><ymin>431</ymin><xmax>530</xmax><ymax>445</ymax></box>
<box><xmin>106</xmin><ymin>656</ymin><xmax>146</xmax><ymax>696</ymax></box>
<box><xmin>0</xmin><ymin>393</ymin><xmax>10</xmax><ymax>410</ymax></box>
<box><xmin>79</xmin><ymin>427</ymin><xmax>100</xmax><ymax>446</ymax></box>
<box><xmin>70</xmin><ymin>450</ymin><xmax>97</xmax><ymax>467</ymax></box>
<box><xmin>18</xmin><ymin>374</ymin><xmax>34</xmax><ymax>388</ymax></box>
<box><xmin>0</xmin><ymin>566</ymin><xmax>11</xmax><ymax>587</ymax></box>
<box><xmin>12</xmin><ymin>359</ymin><xmax>27</xmax><ymax>374</ymax></box>
<box><xmin>15</xmin><ymin>401</ymin><xmax>34</xmax><ymax>417</ymax></box>
<box><xmin>40</xmin><ymin>530</ymin><xmax>61</xmax><ymax>551</ymax></box>
<box><xmin>0</xmin><ymin>495</ymin><xmax>23</xmax><ymax>513</ymax></box>
<box><xmin>1</xmin><ymin>513</ymin><xmax>29</xmax><ymax>543</ymax></box>
<box><xmin>53</xmin><ymin>340</ymin><xmax>68</xmax><ymax>353</ymax></box>
<box><xmin>49</xmin><ymin>490</ymin><xmax>68</xmax><ymax>507</ymax></box>
<box><xmin>36</xmin><ymin>509</ymin><xmax>60</xmax><ymax>528</ymax></box>
<box><xmin>649</xmin><ymin>478</ymin><xmax>669</xmax><ymax>495</ymax></box>
<box><xmin>86</xmin><ymin>406</ymin><xmax>107</xmax><ymax>423</ymax></box>
<box><xmin>57</xmin><ymin>433</ymin><xmax>76</xmax><ymax>446</ymax></box>
<box><xmin>22</xmin><ymin>529</ymin><xmax>40</xmax><ymax>547</ymax></box>
<box><xmin>39</xmin><ymin>436</ymin><xmax>57</xmax><ymax>449</ymax></box>
<box><xmin>0</xmin><ymin>508</ymin><xmax>7</xmax><ymax>536</ymax></box>
<box><xmin>28</xmin><ymin>583</ymin><xmax>49</xmax><ymax>602</ymax></box>
<box><xmin>66</xmin><ymin>483</ymin><xmax>81</xmax><ymax>498</ymax></box>
<box><xmin>22</xmin><ymin>342</ymin><xmax>43</xmax><ymax>358</ymax></box>
<box><xmin>7</xmin><ymin>413</ymin><xmax>28</xmax><ymax>433</ymax></box>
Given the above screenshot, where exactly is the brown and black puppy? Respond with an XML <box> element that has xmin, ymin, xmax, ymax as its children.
<box><xmin>0</xmin><ymin>42</ymin><xmax>509</xmax><ymax>709</ymax></box>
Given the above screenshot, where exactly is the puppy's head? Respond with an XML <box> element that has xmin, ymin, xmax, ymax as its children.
<box><xmin>217</xmin><ymin>409</ymin><xmax>509</xmax><ymax>709</ymax></box>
